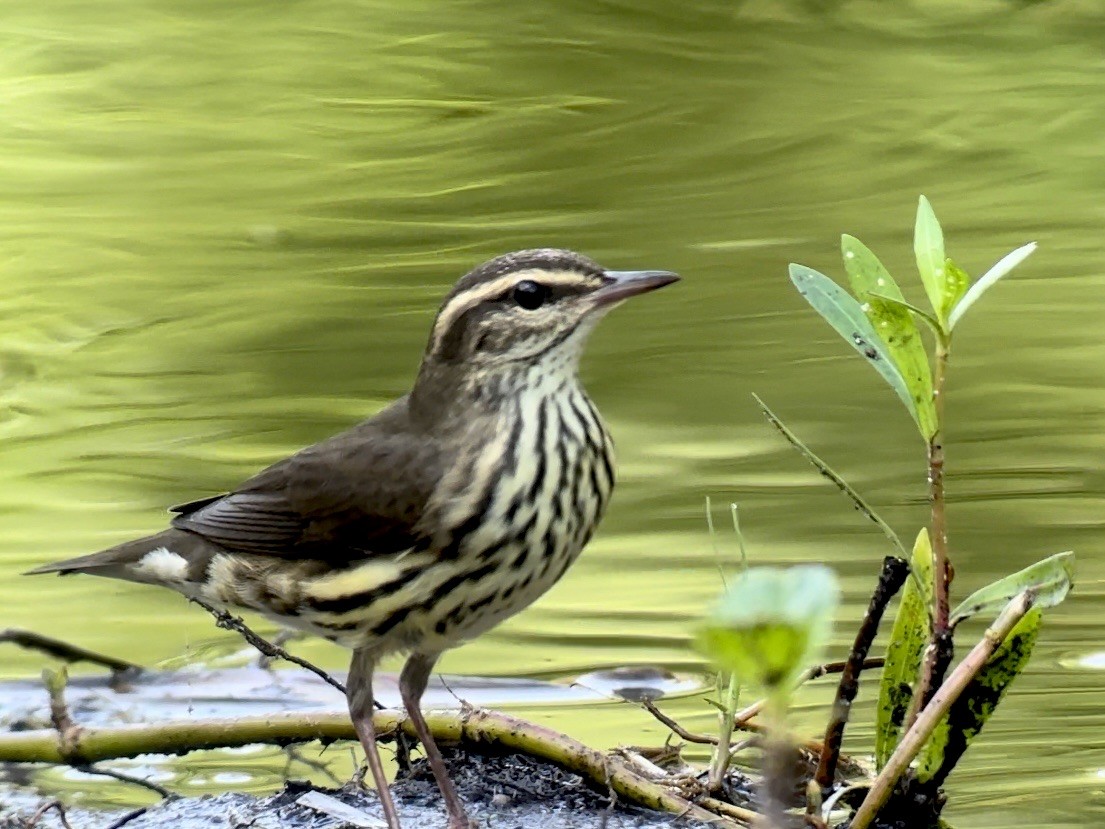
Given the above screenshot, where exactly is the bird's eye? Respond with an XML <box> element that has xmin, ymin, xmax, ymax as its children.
<box><xmin>512</xmin><ymin>280</ymin><xmax>548</xmax><ymax>310</ymax></box>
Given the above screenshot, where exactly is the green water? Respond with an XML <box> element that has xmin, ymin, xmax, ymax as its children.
<box><xmin>2</xmin><ymin>2</ymin><xmax>1104</xmax><ymax>826</ymax></box>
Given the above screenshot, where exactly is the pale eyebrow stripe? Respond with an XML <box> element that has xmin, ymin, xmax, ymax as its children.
<box><xmin>429</xmin><ymin>269</ymin><xmax>601</xmax><ymax>357</ymax></box>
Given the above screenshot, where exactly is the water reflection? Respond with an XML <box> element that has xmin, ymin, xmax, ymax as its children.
<box><xmin>1</xmin><ymin>3</ymin><xmax>1104</xmax><ymax>827</ymax></box>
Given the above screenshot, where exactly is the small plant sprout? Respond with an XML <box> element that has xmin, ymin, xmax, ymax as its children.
<box><xmin>697</xmin><ymin>565</ymin><xmax>840</xmax><ymax>827</ymax></box>
<box><xmin>768</xmin><ymin>195</ymin><xmax>1073</xmax><ymax>829</ymax></box>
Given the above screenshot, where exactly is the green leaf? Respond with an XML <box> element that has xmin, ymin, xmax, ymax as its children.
<box><xmin>697</xmin><ymin>565</ymin><xmax>840</xmax><ymax>693</ymax></box>
<box><xmin>948</xmin><ymin>241</ymin><xmax>1037</xmax><ymax>329</ymax></box>
<box><xmin>865</xmin><ymin>295</ymin><xmax>937</xmax><ymax>440</ymax></box>
<box><xmin>916</xmin><ymin>607</ymin><xmax>1042</xmax><ymax>785</ymax></box>
<box><xmin>840</xmin><ymin>236</ymin><xmax>937</xmax><ymax>440</ymax></box>
<box><xmin>939</xmin><ymin>258</ymin><xmax>970</xmax><ymax>323</ymax></box>
<box><xmin>867</xmin><ymin>292</ymin><xmax>943</xmax><ymax>337</ymax></box>
<box><xmin>789</xmin><ymin>264</ymin><xmax>918</xmax><ymax>426</ymax></box>
<box><xmin>874</xmin><ymin>528</ymin><xmax>934</xmax><ymax>770</ymax></box>
<box><xmin>841</xmin><ymin>235</ymin><xmax>906</xmax><ymax>302</ymax></box>
<box><xmin>913</xmin><ymin>196</ymin><xmax>948</xmax><ymax>323</ymax></box>
<box><xmin>950</xmin><ymin>551</ymin><xmax>1074</xmax><ymax>627</ymax></box>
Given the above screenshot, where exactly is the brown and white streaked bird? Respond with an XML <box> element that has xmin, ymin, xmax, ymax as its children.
<box><xmin>28</xmin><ymin>248</ymin><xmax>679</xmax><ymax>829</ymax></box>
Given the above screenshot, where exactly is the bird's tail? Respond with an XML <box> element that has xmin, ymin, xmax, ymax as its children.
<box><xmin>24</xmin><ymin>529</ymin><xmax>214</xmax><ymax>589</ymax></box>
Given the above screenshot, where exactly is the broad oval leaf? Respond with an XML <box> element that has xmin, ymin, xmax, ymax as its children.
<box><xmin>916</xmin><ymin>606</ymin><xmax>1042</xmax><ymax>785</ymax></box>
<box><xmin>697</xmin><ymin>565</ymin><xmax>840</xmax><ymax>693</ymax></box>
<box><xmin>948</xmin><ymin>241</ymin><xmax>1037</xmax><ymax>329</ymax></box>
<box><xmin>950</xmin><ymin>551</ymin><xmax>1074</xmax><ymax>627</ymax></box>
<box><xmin>914</xmin><ymin>196</ymin><xmax>948</xmax><ymax>323</ymax></box>
<box><xmin>789</xmin><ymin>264</ymin><xmax>919</xmax><ymax>426</ymax></box>
<box><xmin>842</xmin><ymin>235</ymin><xmax>906</xmax><ymax>302</ymax></box>
<box><xmin>874</xmin><ymin>528</ymin><xmax>934</xmax><ymax>770</ymax></box>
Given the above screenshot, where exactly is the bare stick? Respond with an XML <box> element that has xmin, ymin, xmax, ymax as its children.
<box><xmin>0</xmin><ymin>629</ymin><xmax>142</xmax><ymax>678</ymax></box>
<box><xmin>103</xmin><ymin>807</ymin><xmax>149</xmax><ymax>829</ymax></box>
<box><xmin>0</xmin><ymin>709</ymin><xmax>736</xmax><ymax>827</ymax></box>
<box><xmin>697</xmin><ymin>795</ymin><xmax>758</xmax><ymax>825</ymax></box>
<box><xmin>752</xmin><ymin>394</ymin><xmax>907</xmax><ymax>557</ymax></box>
<box><xmin>189</xmin><ymin>599</ymin><xmax>347</xmax><ymax>696</ymax></box>
<box><xmin>729</xmin><ymin>658</ymin><xmax>885</xmax><ymax>731</ymax></box>
<box><xmin>75</xmin><ymin>764</ymin><xmax>175</xmax><ymax>799</ymax></box>
<box><xmin>26</xmin><ymin>800</ymin><xmax>73</xmax><ymax>829</ymax></box>
<box><xmin>815</xmin><ymin>556</ymin><xmax>908</xmax><ymax>789</ymax></box>
<box><xmin>641</xmin><ymin>700</ymin><xmax>718</xmax><ymax>745</ymax></box>
<box><xmin>848</xmin><ymin>591</ymin><xmax>1034</xmax><ymax>829</ymax></box>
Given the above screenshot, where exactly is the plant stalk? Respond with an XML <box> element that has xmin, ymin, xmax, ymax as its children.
<box><xmin>759</xmin><ymin>690</ymin><xmax>794</xmax><ymax>829</ymax></box>
<box><xmin>911</xmin><ymin>338</ymin><xmax>953</xmax><ymax>723</ymax></box>
<box><xmin>708</xmin><ymin>671</ymin><xmax>742</xmax><ymax>791</ymax></box>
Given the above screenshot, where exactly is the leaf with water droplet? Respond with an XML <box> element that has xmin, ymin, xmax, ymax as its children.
<box><xmin>789</xmin><ymin>264</ymin><xmax>919</xmax><ymax>426</ymax></box>
<box><xmin>841</xmin><ymin>236</ymin><xmax>937</xmax><ymax>440</ymax></box>
<box><xmin>914</xmin><ymin>196</ymin><xmax>949</xmax><ymax>326</ymax></box>
<box><xmin>948</xmin><ymin>242</ymin><xmax>1037</xmax><ymax>330</ymax></box>
<box><xmin>874</xmin><ymin>528</ymin><xmax>934</xmax><ymax>770</ymax></box>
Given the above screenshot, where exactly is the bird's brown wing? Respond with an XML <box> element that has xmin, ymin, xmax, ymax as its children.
<box><xmin>170</xmin><ymin>399</ymin><xmax>444</xmax><ymax>563</ymax></box>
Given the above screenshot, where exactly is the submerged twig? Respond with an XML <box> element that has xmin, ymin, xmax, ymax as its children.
<box><xmin>752</xmin><ymin>394</ymin><xmax>907</xmax><ymax>557</ymax></box>
<box><xmin>75</xmin><ymin>764</ymin><xmax>176</xmax><ymax>799</ymax></box>
<box><xmin>2</xmin><ymin>629</ymin><xmax>141</xmax><ymax>687</ymax></box>
<box><xmin>816</xmin><ymin>556</ymin><xmax>908</xmax><ymax>789</ymax></box>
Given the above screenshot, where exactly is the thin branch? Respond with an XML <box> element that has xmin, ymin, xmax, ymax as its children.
<box><xmin>102</xmin><ymin>807</ymin><xmax>149</xmax><ymax>829</ymax></box>
<box><xmin>25</xmin><ymin>800</ymin><xmax>73</xmax><ymax>829</ymax></box>
<box><xmin>640</xmin><ymin>700</ymin><xmax>717</xmax><ymax>745</ymax></box>
<box><xmin>75</xmin><ymin>764</ymin><xmax>175</xmax><ymax>799</ymax></box>
<box><xmin>282</xmin><ymin>745</ymin><xmax>343</xmax><ymax>786</ymax></box>
<box><xmin>729</xmin><ymin>658</ymin><xmax>885</xmax><ymax>731</ymax></box>
<box><xmin>848</xmin><ymin>591</ymin><xmax>1035</xmax><ymax>829</ymax></box>
<box><xmin>815</xmin><ymin>557</ymin><xmax>908</xmax><ymax>789</ymax></box>
<box><xmin>189</xmin><ymin>599</ymin><xmax>347</xmax><ymax>696</ymax></box>
<box><xmin>752</xmin><ymin>394</ymin><xmax>907</xmax><ymax>557</ymax></box>
<box><xmin>0</xmin><ymin>629</ymin><xmax>142</xmax><ymax>680</ymax></box>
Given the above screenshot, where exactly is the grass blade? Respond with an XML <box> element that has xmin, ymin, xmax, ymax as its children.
<box><xmin>752</xmin><ymin>393</ymin><xmax>905</xmax><ymax>557</ymax></box>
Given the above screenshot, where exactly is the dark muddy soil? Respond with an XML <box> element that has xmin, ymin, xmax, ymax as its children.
<box><xmin>1</xmin><ymin>750</ymin><xmax>721</xmax><ymax>829</ymax></box>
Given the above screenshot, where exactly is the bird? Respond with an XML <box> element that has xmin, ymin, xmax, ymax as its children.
<box><xmin>27</xmin><ymin>248</ymin><xmax>679</xmax><ymax>829</ymax></box>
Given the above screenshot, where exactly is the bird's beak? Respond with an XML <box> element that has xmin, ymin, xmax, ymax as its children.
<box><xmin>592</xmin><ymin>270</ymin><xmax>680</xmax><ymax>307</ymax></box>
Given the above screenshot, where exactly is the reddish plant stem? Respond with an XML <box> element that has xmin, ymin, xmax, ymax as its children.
<box><xmin>913</xmin><ymin>341</ymin><xmax>954</xmax><ymax>723</ymax></box>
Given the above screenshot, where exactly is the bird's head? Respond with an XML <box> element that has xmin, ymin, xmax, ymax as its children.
<box><xmin>421</xmin><ymin>248</ymin><xmax>679</xmax><ymax>377</ymax></box>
